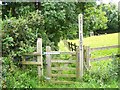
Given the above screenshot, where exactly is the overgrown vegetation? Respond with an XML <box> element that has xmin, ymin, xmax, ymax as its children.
<box><xmin>2</xmin><ymin>33</ymin><xmax>120</xmax><ymax>88</ymax></box>
<box><xmin>1</xmin><ymin>1</ymin><xmax>119</xmax><ymax>88</ymax></box>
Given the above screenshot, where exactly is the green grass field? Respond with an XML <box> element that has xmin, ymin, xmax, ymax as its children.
<box><xmin>59</xmin><ymin>33</ymin><xmax>119</xmax><ymax>58</ymax></box>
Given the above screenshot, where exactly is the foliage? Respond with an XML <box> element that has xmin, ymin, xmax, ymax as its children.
<box><xmin>99</xmin><ymin>3</ymin><xmax>119</xmax><ymax>33</ymax></box>
<box><xmin>2</xmin><ymin>11</ymin><xmax>46</xmax><ymax>58</ymax></box>
<box><xmin>2</xmin><ymin>57</ymin><xmax>40</xmax><ymax>88</ymax></box>
<box><xmin>41</xmin><ymin>2</ymin><xmax>77</xmax><ymax>45</ymax></box>
<box><xmin>76</xmin><ymin>2</ymin><xmax>108</xmax><ymax>36</ymax></box>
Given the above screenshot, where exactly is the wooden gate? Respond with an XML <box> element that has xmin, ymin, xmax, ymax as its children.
<box><xmin>45</xmin><ymin>46</ymin><xmax>82</xmax><ymax>83</ymax></box>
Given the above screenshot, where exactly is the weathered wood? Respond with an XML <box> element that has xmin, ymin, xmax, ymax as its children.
<box><xmin>44</xmin><ymin>51</ymin><xmax>76</xmax><ymax>55</ymax></box>
<box><xmin>21</xmin><ymin>61</ymin><xmax>41</xmax><ymax>65</ymax></box>
<box><xmin>52</xmin><ymin>74</ymin><xmax>76</xmax><ymax>78</ymax></box>
<box><xmin>86</xmin><ymin>46</ymin><xmax>91</xmax><ymax>69</ymax></box>
<box><xmin>78</xmin><ymin>14</ymin><xmax>84</xmax><ymax>78</ymax></box>
<box><xmin>50</xmin><ymin>80</ymin><xmax>78</xmax><ymax>84</ymax></box>
<box><xmin>46</xmin><ymin>46</ymin><xmax>52</xmax><ymax>79</ymax></box>
<box><xmin>76</xmin><ymin>48</ymin><xmax>80</xmax><ymax>79</ymax></box>
<box><xmin>90</xmin><ymin>45</ymin><xmax>120</xmax><ymax>52</ymax></box>
<box><xmin>51</xmin><ymin>60</ymin><xmax>76</xmax><ymax>63</ymax></box>
<box><xmin>90</xmin><ymin>55</ymin><xmax>113</xmax><ymax>62</ymax></box>
<box><xmin>37</xmin><ymin>38</ymin><xmax>43</xmax><ymax>77</ymax></box>
<box><xmin>23</xmin><ymin>52</ymin><xmax>41</xmax><ymax>56</ymax></box>
<box><xmin>51</xmin><ymin>67</ymin><xmax>76</xmax><ymax>71</ymax></box>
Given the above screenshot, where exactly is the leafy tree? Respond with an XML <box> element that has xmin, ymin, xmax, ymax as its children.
<box><xmin>100</xmin><ymin>3</ymin><xmax>119</xmax><ymax>33</ymax></box>
<box><xmin>41</xmin><ymin>2</ymin><xmax>77</xmax><ymax>47</ymax></box>
<box><xmin>76</xmin><ymin>2</ymin><xmax>108</xmax><ymax>36</ymax></box>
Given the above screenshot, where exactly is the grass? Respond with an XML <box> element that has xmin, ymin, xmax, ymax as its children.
<box><xmin>58</xmin><ymin>33</ymin><xmax>119</xmax><ymax>58</ymax></box>
<box><xmin>68</xmin><ymin>33</ymin><xmax>119</xmax><ymax>47</ymax></box>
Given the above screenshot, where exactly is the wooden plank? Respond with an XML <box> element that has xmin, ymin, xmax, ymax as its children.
<box><xmin>86</xmin><ymin>46</ymin><xmax>91</xmax><ymax>69</ymax></box>
<box><xmin>37</xmin><ymin>38</ymin><xmax>43</xmax><ymax>77</ymax></box>
<box><xmin>50</xmin><ymin>80</ymin><xmax>78</xmax><ymax>84</ymax></box>
<box><xmin>44</xmin><ymin>51</ymin><xmax>76</xmax><ymax>55</ymax></box>
<box><xmin>90</xmin><ymin>55</ymin><xmax>113</xmax><ymax>62</ymax></box>
<box><xmin>23</xmin><ymin>52</ymin><xmax>41</xmax><ymax>56</ymax></box>
<box><xmin>46</xmin><ymin>46</ymin><xmax>52</xmax><ymax>79</ymax></box>
<box><xmin>51</xmin><ymin>67</ymin><xmax>76</xmax><ymax>71</ymax></box>
<box><xmin>76</xmin><ymin>48</ymin><xmax>80</xmax><ymax>79</ymax></box>
<box><xmin>51</xmin><ymin>60</ymin><xmax>76</xmax><ymax>63</ymax></box>
<box><xmin>52</xmin><ymin>74</ymin><xmax>76</xmax><ymax>78</ymax></box>
<box><xmin>78</xmin><ymin>14</ymin><xmax>84</xmax><ymax>78</ymax></box>
<box><xmin>21</xmin><ymin>61</ymin><xmax>41</xmax><ymax>65</ymax></box>
<box><xmin>90</xmin><ymin>45</ymin><xmax>120</xmax><ymax>52</ymax></box>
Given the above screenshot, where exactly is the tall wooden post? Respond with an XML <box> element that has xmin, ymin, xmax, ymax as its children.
<box><xmin>78</xmin><ymin>14</ymin><xmax>83</xmax><ymax>78</ymax></box>
<box><xmin>46</xmin><ymin>46</ymin><xmax>51</xmax><ymax>80</ymax></box>
<box><xmin>37</xmin><ymin>38</ymin><xmax>43</xmax><ymax>77</ymax></box>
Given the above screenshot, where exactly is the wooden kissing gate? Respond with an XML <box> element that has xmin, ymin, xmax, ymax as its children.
<box><xmin>21</xmin><ymin>14</ymin><xmax>85</xmax><ymax>83</ymax></box>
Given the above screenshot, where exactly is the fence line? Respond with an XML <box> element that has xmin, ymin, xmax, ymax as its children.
<box><xmin>90</xmin><ymin>45</ymin><xmax>120</xmax><ymax>52</ymax></box>
<box><xmin>21</xmin><ymin>37</ymin><xmax>120</xmax><ymax>83</ymax></box>
<box><xmin>84</xmin><ymin>44</ymin><xmax>120</xmax><ymax>69</ymax></box>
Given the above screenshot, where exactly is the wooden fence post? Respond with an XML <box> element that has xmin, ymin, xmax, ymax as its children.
<box><xmin>76</xmin><ymin>48</ymin><xmax>80</xmax><ymax>79</ymax></box>
<box><xmin>86</xmin><ymin>46</ymin><xmax>91</xmax><ymax>69</ymax></box>
<box><xmin>46</xmin><ymin>46</ymin><xmax>51</xmax><ymax>79</ymax></box>
<box><xmin>78</xmin><ymin>14</ymin><xmax>83</xmax><ymax>78</ymax></box>
<box><xmin>37</xmin><ymin>38</ymin><xmax>43</xmax><ymax>77</ymax></box>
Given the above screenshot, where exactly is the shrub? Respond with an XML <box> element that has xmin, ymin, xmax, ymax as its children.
<box><xmin>2</xmin><ymin>11</ymin><xmax>49</xmax><ymax>59</ymax></box>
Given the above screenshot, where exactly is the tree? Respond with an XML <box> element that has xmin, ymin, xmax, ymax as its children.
<box><xmin>41</xmin><ymin>2</ymin><xmax>77</xmax><ymax>47</ymax></box>
<box><xmin>76</xmin><ymin>2</ymin><xmax>108</xmax><ymax>36</ymax></box>
<box><xmin>100</xmin><ymin>3</ymin><xmax>119</xmax><ymax>33</ymax></box>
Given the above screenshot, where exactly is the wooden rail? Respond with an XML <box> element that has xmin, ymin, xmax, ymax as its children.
<box><xmin>44</xmin><ymin>51</ymin><xmax>76</xmax><ymax>55</ymax></box>
<box><xmin>50</xmin><ymin>80</ymin><xmax>78</xmax><ymax>84</ymax></box>
<box><xmin>23</xmin><ymin>52</ymin><xmax>41</xmax><ymax>56</ymax></box>
<box><xmin>90</xmin><ymin>45</ymin><xmax>120</xmax><ymax>52</ymax></box>
<box><xmin>51</xmin><ymin>60</ymin><xmax>76</xmax><ymax>64</ymax></box>
<box><xmin>21</xmin><ymin>38</ymin><xmax>43</xmax><ymax>77</ymax></box>
<box><xmin>21</xmin><ymin>61</ymin><xmax>41</xmax><ymax>65</ymax></box>
<box><xmin>51</xmin><ymin>67</ymin><xmax>76</xmax><ymax>71</ymax></box>
<box><xmin>52</xmin><ymin>74</ymin><xmax>76</xmax><ymax>78</ymax></box>
<box><xmin>90</xmin><ymin>55</ymin><xmax>113</xmax><ymax>62</ymax></box>
<box><xmin>84</xmin><ymin>44</ymin><xmax>120</xmax><ymax>69</ymax></box>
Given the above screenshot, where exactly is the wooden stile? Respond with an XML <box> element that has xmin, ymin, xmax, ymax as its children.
<box><xmin>46</xmin><ymin>46</ymin><xmax>52</xmax><ymax>79</ymax></box>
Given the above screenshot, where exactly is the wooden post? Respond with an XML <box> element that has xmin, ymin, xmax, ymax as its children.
<box><xmin>78</xmin><ymin>14</ymin><xmax>83</xmax><ymax>78</ymax></box>
<box><xmin>37</xmin><ymin>38</ymin><xmax>43</xmax><ymax>77</ymax></box>
<box><xmin>86</xmin><ymin>46</ymin><xmax>91</xmax><ymax>69</ymax></box>
<box><xmin>46</xmin><ymin>46</ymin><xmax>51</xmax><ymax>80</ymax></box>
<box><xmin>76</xmin><ymin>47</ymin><xmax>80</xmax><ymax>79</ymax></box>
